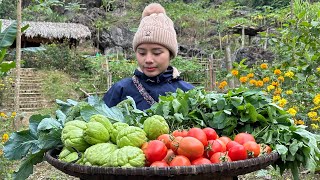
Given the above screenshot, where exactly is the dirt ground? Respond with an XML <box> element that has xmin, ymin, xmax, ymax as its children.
<box><xmin>25</xmin><ymin>161</ymin><xmax>320</xmax><ymax>180</ymax></box>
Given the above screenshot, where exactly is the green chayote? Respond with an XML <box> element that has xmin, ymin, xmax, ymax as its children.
<box><xmin>116</xmin><ymin>126</ymin><xmax>147</xmax><ymax>148</ymax></box>
<box><xmin>61</xmin><ymin>120</ymin><xmax>90</xmax><ymax>152</ymax></box>
<box><xmin>110</xmin><ymin>122</ymin><xmax>129</xmax><ymax>144</ymax></box>
<box><xmin>82</xmin><ymin>143</ymin><xmax>118</xmax><ymax>166</ymax></box>
<box><xmin>83</xmin><ymin>121</ymin><xmax>110</xmax><ymax>145</ymax></box>
<box><xmin>58</xmin><ymin>147</ymin><xmax>79</xmax><ymax>163</ymax></box>
<box><xmin>89</xmin><ymin>114</ymin><xmax>114</xmax><ymax>132</ymax></box>
<box><xmin>143</xmin><ymin>115</ymin><xmax>169</xmax><ymax>140</ymax></box>
<box><xmin>105</xmin><ymin>146</ymin><xmax>145</xmax><ymax>167</ymax></box>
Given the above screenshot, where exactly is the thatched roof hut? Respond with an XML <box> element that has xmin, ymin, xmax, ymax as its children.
<box><xmin>0</xmin><ymin>19</ymin><xmax>91</xmax><ymax>46</ymax></box>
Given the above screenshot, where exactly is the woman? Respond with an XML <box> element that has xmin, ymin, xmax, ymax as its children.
<box><xmin>103</xmin><ymin>3</ymin><xmax>194</xmax><ymax>110</ymax></box>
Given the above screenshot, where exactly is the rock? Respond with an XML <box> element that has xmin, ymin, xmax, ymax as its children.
<box><xmin>234</xmin><ymin>46</ymin><xmax>275</xmax><ymax>67</ymax></box>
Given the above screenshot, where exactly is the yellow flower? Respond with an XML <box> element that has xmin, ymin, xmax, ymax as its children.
<box><xmin>2</xmin><ymin>133</ymin><xmax>9</xmax><ymax>143</ymax></box>
<box><xmin>294</xmin><ymin>119</ymin><xmax>304</xmax><ymax>125</ymax></box>
<box><xmin>11</xmin><ymin>112</ymin><xmax>16</xmax><ymax>117</ymax></box>
<box><xmin>278</xmin><ymin>98</ymin><xmax>287</xmax><ymax>107</ymax></box>
<box><xmin>311</xmin><ymin>124</ymin><xmax>319</xmax><ymax>129</ymax></box>
<box><xmin>274</xmin><ymin>88</ymin><xmax>282</xmax><ymax>95</ymax></box>
<box><xmin>286</xmin><ymin>90</ymin><xmax>293</xmax><ymax>95</ymax></box>
<box><xmin>249</xmin><ymin>79</ymin><xmax>257</xmax><ymax>85</ymax></box>
<box><xmin>274</xmin><ymin>69</ymin><xmax>282</xmax><ymax>75</ymax></box>
<box><xmin>263</xmin><ymin>77</ymin><xmax>270</xmax><ymax>83</ymax></box>
<box><xmin>273</xmin><ymin>95</ymin><xmax>281</xmax><ymax>102</ymax></box>
<box><xmin>284</xmin><ymin>71</ymin><xmax>294</xmax><ymax>78</ymax></box>
<box><xmin>278</xmin><ymin>76</ymin><xmax>284</xmax><ymax>82</ymax></box>
<box><xmin>267</xmin><ymin>85</ymin><xmax>275</xmax><ymax>91</ymax></box>
<box><xmin>260</xmin><ymin>63</ymin><xmax>268</xmax><ymax>69</ymax></box>
<box><xmin>272</xmin><ymin>81</ymin><xmax>279</xmax><ymax>87</ymax></box>
<box><xmin>239</xmin><ymin>76</ymin><xmax>248</xmax><ymax>83</ymax></box>
<box><xmin>287</xmin><ymin>108</ymin><xmax>297</xmax><ymax>116</ymax></box>
<box><xmin>313</xmin><ymin>94</ymin><xmax>320</xmax><ymax>105</ymax></box>
<box><xmin>0</xmin><ymin>112</ymin><xmax>5</xmax><ymax>117</ymax></box>
<box><xmin>247</xmin><ymin>73</ymin><xmax>254</xmax><ymax>78</ymax></box>
<box><xmin>317</xmin><ymin>67</ymin><xmax>320</xmax><ymax>72</ymax></box>
<box><xmin>231</xmin><ymin>70</ymin><xmax>239</xmax><ymax>76</ymax></box>
<box><xmin>255</xmin><ymin>80</ymin><xmax>264</xmax><ymax>87</ymax></box>
<box><xmin>308</xmin><ymin>111</ymin><xmax>317</xmax><ymax>119</ymax></box>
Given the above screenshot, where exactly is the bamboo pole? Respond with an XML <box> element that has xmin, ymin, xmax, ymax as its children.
<box><xmin>14</xmin><ymin>0</ymin><xmax>22</xmax><ymax>130</ymax></box>
<box><xmin>241</xmin><ymin>26</ymin><xmax>245</xmax><ymax>48</ymax></box>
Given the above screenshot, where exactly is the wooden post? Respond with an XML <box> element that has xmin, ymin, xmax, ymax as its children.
<box><xmin>264</xmin><ymin>28</ymin><xmax>269</xmax><ymax>50</ymax></box>
<box><xmin>14</xmin><ymin>0</ymin><xmax>22</xmax><ymax>130</ymax></box>
<box><xmin>209</xmin><ymin>59</ymin><xmax>213</xmax><ymax>91</ymax></box>
<box><xmin>225</xmin><ymin>44</ymin><xmax>234</xmax><ymax>88</ymax></box>
<box><xmin>241</xmin><ymin>26</ymin><xmax>245</xmax><ymax>48</ymax></box>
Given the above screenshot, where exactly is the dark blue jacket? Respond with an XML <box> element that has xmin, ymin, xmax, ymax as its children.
<box><xmin>103</xmin><ymin>66</ymin><xmax>194</xmax><ymax>110</ymax></box>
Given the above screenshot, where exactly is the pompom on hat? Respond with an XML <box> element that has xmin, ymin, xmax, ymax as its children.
<box><xmin>132</xmin><ymin>3</ymin><xmax>178</xmax><ymax>58</ymax></box>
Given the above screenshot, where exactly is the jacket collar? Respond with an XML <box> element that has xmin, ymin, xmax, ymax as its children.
<box><xmin>134</xmin><ymin>66</ymin><xmax>180</xmax><ymax>84</ymax></box>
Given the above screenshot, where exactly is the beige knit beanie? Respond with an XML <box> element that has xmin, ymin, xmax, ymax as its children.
<box><xmin>132</xmin><ymin>3</ymin><xmax>178</xmax><ymax>58</ymax></box>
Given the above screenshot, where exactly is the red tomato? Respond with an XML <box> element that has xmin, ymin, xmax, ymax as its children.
<box><xmin>150</xmin><ymin>161</ymin><xmax>169</xmax><ymax>167</ymax></box>
<box><xmin>234</xmin><ymin>132</ymin><xmax>256</xmax><ymax>145</ymax></box>
<box><xmin>205</xmin><ymin>140</ymin><xmax>223</xmax><ymax>158</ymax></box>
<box><xmin>202</xmin><ymin>127</ymin><xmax>218</xmax><ymax>140</ymax></box>
<box><xmin>172</xmin><ymin>129</ymin><xmax>188</xmax><ymax>137</ymax></box>
<box><xmin>226</xmin><ymin>141</ymin><xmax>241</xmax><ymax>151</ymax></box>
<box><xmin>210</xmin><ymin>152</ymin><xmax>232</xmax><ymax>163</ymax></box>
<box><xmin>216</xmin><ymin>139</ymin><xmax>227</xmax><ymax>152</ymax></box>
<box><xmin>218</xmin><ymin>136</ymin><xmax>232</xmax><ymax>146</ymax></box>
<box><xmin>191</xmin><ymin>157</ymin><xmax>211</xmax><ymax>165</ymax></box>
<box><xmin>157</xmin><ymin>134</ymin><xmax>172</xmax><ymax>149</ymax></box>
<box><xmin>243</xmin><ymin>141</ymin><xmax>260</xmax><ymax>158</ymax></box>
<box><xmin>145</xmin><ymin>140</ymin><xmax>168</xmax><ymax>163</ymax></box>
<box><xmin>169</xmin><ymin>155</ymin><xmax>191</xmax><ymax>166</ymax></box>
<box><xmin>163</xmin><ymin>149</ymin><xmax>176</xmax><ymax>164</ymax></box>
<box><xmin>187</xmin><ymin>127</ymin><xmax>208</xmax><ymax>146</ymax></box>
<box><xmin>260</xmin><ymin>143</ymin><xmax>272</xmax><ymax>155</ymax></box>
<box><xmin>228</xmin><ymin>145</ymin><xmax>248</xmax><ymax>161</ymax></box>
<box><xmin>170</xmin><ymin>136</ymin><xmax>183</xmax><ymax>153</ymax></box>
<box><xmin>177</xmin><ymin>137</ymin><xmax>204</xmax><ymax>160</ymax></box>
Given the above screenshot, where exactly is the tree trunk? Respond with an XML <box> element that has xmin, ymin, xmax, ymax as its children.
<box><xmin>225</xmin><ymin>44</ymin><xmax>234</xmax><ymax>88</ymax></box>
<box><xmin>14</xmin><ymin>0</ymin><xmax>22</xmax><ymax>130</ymax></box>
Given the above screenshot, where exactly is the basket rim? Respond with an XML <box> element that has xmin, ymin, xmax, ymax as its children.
<box><xmin>45</xmin><ymin>148</ymin><xmax>280</xmax><ymax>177</ymax></box>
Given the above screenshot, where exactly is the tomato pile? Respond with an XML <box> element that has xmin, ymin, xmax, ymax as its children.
<box><xmin>142</xmin><ymin>127</ymin><xmax>272</xmax><ymax>167</ymax></box>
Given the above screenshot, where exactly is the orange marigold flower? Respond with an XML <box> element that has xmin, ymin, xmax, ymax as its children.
<box><xmin>272</xmin><ymin>81</ymin><xmax>279</xmax><ymax>87</ymax></box>
<box><xmin>247</xmin><ymin>73</ymin><xmax>254</xmax><ymax>78</ymax></box>
<box><xmin>263</xmin><ymin>77</ymin><xmax>270</xmax><ymax>83</ymax></box>
<box><xmin>274</xmin><ymin>88</ymin><xmax>282</xmax><ymax>95</ymax></box>
<box><xmin>260</xmin><ymin>63</ymin><xmax>268</xmax><ymax>69</ymax></box>
<box><xmin>294</xmin><ymin>119</ymin><xmax>304</xmax><ymax>125</ymax></box>
<box><xmin>218</xmin><ymin>81</ymin><xmax>228</xmax><ymax>89</ymax></box>
<box><xmin>231</xmin><ymin>70</ymin><xmax>239</xmax><ymax>76</ymax></box>
<box><xmin>249</xmin><ymin>79</ymin><xmax>257</xmax><ymax>85</ymax></box>
<box><xmin>239</xmin><ymin>76</ymin><xmax>248</xmax><ymax>83</ymax></box>
<box><xmin>274</xmin><ymin>69</ymin><xmax>282</xmax><ymax>75</ymax></box>
<box><xmin>255</xmin><ymin>80</ymin><xmax>264</xmax><ymax>87</ymax></box>
<box><xmin>278</xmin><ymin>76</ymin><xmax>284</xmax><ymax>82</ymax></box>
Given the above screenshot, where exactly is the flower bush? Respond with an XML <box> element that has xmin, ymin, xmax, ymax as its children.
<box><xmin>221</xmin><ymin>61</ymin><xmax>320</xmax><ymax>134</ymax></box>
<box><xmin>0</xmin><ymin>111</ymin><xmax>16</xmax><ymax>178</ymax></box>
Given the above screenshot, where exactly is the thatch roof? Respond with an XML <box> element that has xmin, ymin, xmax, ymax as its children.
<box><xmin>0</xmin><ymin>19</ymin><xmax>91</xmax><ymax>40</ymax></box>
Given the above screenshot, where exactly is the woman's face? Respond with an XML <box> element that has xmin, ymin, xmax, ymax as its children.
<box><xmin>136</xmin><ymin>43</ymin><xmax>171</xmax><ymax>77</ymax></box>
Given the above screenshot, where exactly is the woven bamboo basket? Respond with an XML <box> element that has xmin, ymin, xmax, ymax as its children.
<box><xmin>45</xmin><ymin>148</ymin><xmax>279</xmax><ymax>180</ymax></box>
